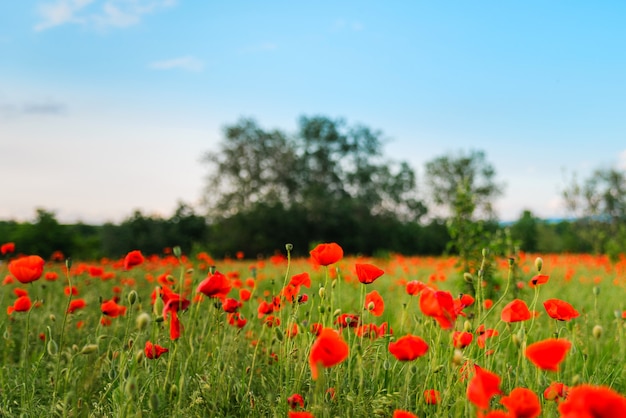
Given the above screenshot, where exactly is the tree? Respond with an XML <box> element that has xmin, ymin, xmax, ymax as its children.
<box><xmin>201</xmin><ymin>116</ymin><xmax>426</xmax><ymax>255</ymax></box>
<box><xmin>201</xmin><ymin>118</ymin><xmax>298</xmax><ymax>220</ymax></box>
<box><xmin>424</xmin><ymin>150</ymin><xmax>506</xmax><ymax>293</ymax></box>
<box><xmin>511</xmin><ymin>210</ymin><xmax>539</xmax><ymax>252</ymax></box>
<box><xmin>562</xmin><ymin>167</ymin><xmax>626</xmax><ymax>256</ymax></box>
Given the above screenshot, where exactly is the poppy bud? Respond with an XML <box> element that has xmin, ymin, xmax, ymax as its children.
<box><xmin>482</xmin><ymin>248</ymin><xmax>489</xmax><ymax>257</ymax></box>
<box><xmin>318</xmin><ymin>306</ymin><xmax>325</xmax><ymax>314</ymax></box>
<box><xmin>209</xmin><ymin>265</ymin><xmax>216</xmax><ymax>275</ymax></box>
<box><xmin>332</xmin><ymin>279</ymin><xmax>337</xmax><ymax>288</ymax></box>
<box><xmin>135</xmin><ymin>350</ymin><xmax>144</xmax><ymax>363</ymax></box>
<box><xmin>47</xmin><ymin>339</ymin><xmax>58</xmax><ymax>356</ymax></box>
<box><xmin>285</xmin><ymin>243</ymin><xmax>293</xmax><ymax>252</ymax></box>
<box><xmin>463</xmin><ymin>273</ymin><xmax>473</xmax><ymax>283</ymax></box>
<box><xmin>367</xmin><ymin>302</ymin><xmax>375</xmax><ymax>312</ymax></box>
<box><xmin>127</xmin><ymin>290</ymin><xmax>138</xmax><ymax>305</ymax></box>
<box><xmin>512</xmin><ymin>333</ymin><xmax>520</xmax><ymax>348</ymax></box>
<box><xmin>186</xmin><ymin>268</ymin><xmax>194</xmax><ymax>275</ymax></box>
<box><xmin>136</xmin><ymin>312</ymin><xmax>151</xmax><ymax>331</ymax></box>
<box><xmin>592</xmin><ymin>286</ymin><xmax>600</xmax><ymax>296</ymax></box>
<box><xmin>508</xmin><ymin>257</ymin><xmax>515</xmax><ymax>267</ymax></box>
<box><xmin>318</xmin><ymin>287</ymin><xmax>326</xmax><ymax>299</ymax></box>
<box><xmin>125</xmin><ymin>377</ymin><xmax>137</xmax><ymax>397</ymax></box>
<box><xmin>173</xmin><ymin>246</ymin><xmax>182</xmax><ymax>258</ymax></box>
<box><xmin>452</xmin><ymin>349</ymin><xmax>463</xmax><ymax>366</ymax></box>
<box><xmin>333</xmin><ymin>309</ymin><xmax>341</xmax><ymax>317</ymax></box>
<box><xmin>80</xmin><ymin>344</ymin><xmax>98</xmax><ymax>355</ymax></box>
<box><xmin>592</xmin><ymin>325</ymin><xmax>603</xmax><ymax>339</ymax></box>
<box><xmin>535</xmin><ymin>257</ymin><xmax>543</xmax><ymax>272</ymax></box>
<box><xmin>49</xmin><ymin>314</ymin><xmax>56</xmax><ymax>322</ymax></box>
<box><xmin>170</xmin><ymin>384</ymin><xmax>178</xmax><ymax>397</ymax></box>
<box><xmin>274</xmin><ymin>327</ymin><xmax>284</xmax><ymax>342</ymax></box>
<box><xmin>463</xmin><ymin>321</ymin><xmax>472</xmax><ymax>332</ymax></box>
<box><xmin>66</xmin><ymin>257</ymin><xmax>73</xmax><ymax>270</ymax></box>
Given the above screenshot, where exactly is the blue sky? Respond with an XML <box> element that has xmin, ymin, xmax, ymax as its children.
<box><xmin>1</xmin><ymin>1</ymin><xmax>625</xmax><ymax>224</ymax></box>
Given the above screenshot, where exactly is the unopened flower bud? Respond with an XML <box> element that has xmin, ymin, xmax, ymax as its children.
<box><xmin>172</xmin><ymin>246</ymin><xmax>182</xmax><ymax>258</ymax></box>
<box><xmin>463</xmin><ymin>273</ymin><xmax>473</xmax><ymax>283</ymax></box>
<box><xmin>593</xmin><ymin>325</ymin><xmax>603</xmax><ymax>339</ymax></box>
<box><xmin>136</xmin><ymin>312</ymin><xmax>151</xmax><ymax>331</ymax></box>
<box><xmin>285</xmin><ymin>243</ymin><xmax>293</xmax><ymax>252</ymax></box>
<box><xmin>333</xmin><ymin>309</ymin><xmax>341</xmax><ymax>317</ymax></box>
<box><xmin>80</xmin><ymin>344</ymin><xmax>98</xmax><ymax>355</ymax></box>
<box><xmin>593</xmin><ymin>286</ymin><xmax>600</xmax><ymax>296</ymax></box>
<box><xmin>367</xmin><ymin>302</ymin><xmax>375</xmax><ymax>311</ymax></box>
<box><xmin>452</xmin><ymin>349</ymin><xmax>463</xmax><ymax>366</ymax></box>
<box><xmin>535</xmin><ymin>257</ymin><xmax>543</xmax><ymax>273</ymax></box>
<box><xmin>318</xmin><ymin>287</ymin><xmax>326</xmax><ymax>299</ymax></box>
<box><xmin>127</xmin><ymin>290</ymin><xmax>138</xmax><ymax>305</ymax></box>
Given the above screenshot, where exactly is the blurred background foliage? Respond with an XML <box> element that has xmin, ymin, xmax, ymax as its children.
<box><xmin>2</xmin><ymin>115</ymin><xmax>625</xmax><ymax>261</ymax></box>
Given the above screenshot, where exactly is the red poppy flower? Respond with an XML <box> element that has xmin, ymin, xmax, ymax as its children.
<box><xmin>525</xmin><ymin>338</ymin><xmax>571</xmax><ymax>371</ymax></box>
<box><xmin>543</xmin><ymin>299</ymin><xmax>579</xmax><ymax>321</ymax></box>
<box><xmin>144</xmin><ymin>341</ymin><xmax>169</xmax><ymax>359</ymax></box>
<box><xmin>309</xmin><ymin>327</ymin><xmax>349</xmax><ymax>380</ymax></box>
<box><xmin>334</xmin><ymin>313</ymin><xmax>360</xmax><ymax>329</ymax></box>
<box><xmin>161</xmin><ymin>291</ymin><xmax>190</xmax><ymax>340</ymax></box>
<box><xmin>392</xmin><ymin>410</ymin><xmax>418</xmax><ymax>418</ymax></box>
<box><xmin>287</xmin><ymin>393</ymin><xmax>305</xmax><ymax>409</ymax></box>
<box><xmin>67</xmin><ymin>299</ymin><xmax>87</xmax><ymax>313</ymax></box>
<box><xmin>1</xmin><ymin>242</ymin><xmax>15</xmax><ymax>255</ymax></box>
<box><xmin>288</xmin><ymin>412</ymin><xmax>314</xmax><ymax>418</ymax></box>
<box><xmin>529</xmin><ymin>274</ymin><xmax>549</xmax><ymax>287</ymax></box>
<box><xmin>197</xmin><ymin>270</ymin><xmax>232</xmax><ymax>300</ymax></box>
<box><xmin>501</xmin><ymin>299</ymin><xmax>532</xmax><ymax>323</ymax></box>
<box><xmin>14</xmin><ymin>288</ymin><xmax>28</xmax><ymax>297</ymax></box>
<box><xmin>290</xmin><ymin>272</ymin><xmax>311</xmax><ymax>288</ymax></box>
<box><xmin>45</xmin><ymin>272</ymin><xmax>58</xmax><ymax>281</ymax></box>
<box><xmin>466</xmin><ymin>366</ymin><xmax>502</xmax><ymax>410</ymax></box>
<box><xmin>8</xmin><ymin>255</ymin><xmax>45</xmax><ymax>284</ymax></box>
<box><xmin>227</xmin><ymin>312</ymin><xmax>247</xmax><ymax>328</ymax></box>
<box><xmin>309</xmin><ymin>243</ymin><xmax>343</xmax><ymax>266</ymax></box>
<box><xmin>123</xmin><ymin>250</ymin><xmax>144</xmax><ymax>270</ymax></box>
<box><xmin>388</xmin><ymin>334</ymin><xmax>429</xmax><ymax>361</ymax></box>
<box><xmin>543</xmin><ymin>382</ymin><xmax>568</xmax><ymax>401</ymax></box>
<box><xmin>221</xmin><ymin>297</ymin><xmax>241</xmax><ymax>313</ymax></box>
<box><xmin>558</xmin><ymin>384</ymin><xmax>626</xmax><ymax>417</ymax></box>
<box><xmin>483</xmin><ymin>411</ymin><xmax>508</xmax><ymax>418</ymax></box>
<box><xmin>364</xmin><ymin>290</ymin><xmax>385</xmax><ymax>316</ymax></box>
<box><xmin>452</xmin><ymin>331</ymin><xmax>474</xmax><ymax>348</ymax></box>
<box><xmin>406</xmin><ymin>280</ymin><xmax>426</xmax><ymax>295</ymax></box>
<box><xmin>500</xmin><ymin>387</ymin><xmax>541</xmax><ymax>418</ymax></box>
<box><xmin>419</xmin><ymin>288</ymin><xmax>457</xmax><ymax>329</ymax></box>
<box><xmin>101</xmin><ymin>299</ymin><xmax>126</xmax><ymax>317</ymax></box>
<box><xmin>355</xmin><ymin>263</ymin><xmax>384</xmax><ymax>284</ymax></box>
<box><xmin>7</xmin><ymin>295</ymin><xmax>31</xmax><ymax>315</ymax></box>
<box><xmin>424</xmin><ymin>389</ymin><xmax>440</xmax><ymax>405</ymax></box>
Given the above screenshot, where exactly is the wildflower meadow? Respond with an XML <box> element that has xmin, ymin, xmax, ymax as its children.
<box><xmin>1</xmin><ymin>240</ymin><xmax>625</xmax><ymax>417</ymax></box>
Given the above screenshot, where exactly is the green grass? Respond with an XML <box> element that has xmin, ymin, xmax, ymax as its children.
<box><xmin>0</xmin><ymin>251</ymin><xmax>624</xmax><ymax>417</ymax></box>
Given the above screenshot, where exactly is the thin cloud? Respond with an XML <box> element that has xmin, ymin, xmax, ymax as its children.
<box><xmin>0</xmin><ymin>100</ymin><xmax>68</xmax><ymax>118</ymax></box>
<box><xmin>22</xmin><ymin>101</ymin><xmax>67</xmax><ymax>115</ymax></box>
<box><xmin>34</xmin><ymin>0</ymin><xmax>176</xmax><ymax>32</ymax></box>
<box><xmin>149</xmin><ymin>56</ymin><xmax>204</xmax><ymax>72</ymax></box>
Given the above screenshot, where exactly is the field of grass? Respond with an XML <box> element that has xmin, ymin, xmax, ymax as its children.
<box><xmin>1</xmin><ymin>243</ymin><xmax>625</xmax><ymax>417</ymax></box>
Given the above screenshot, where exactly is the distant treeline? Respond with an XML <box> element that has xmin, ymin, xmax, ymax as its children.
<box><xmin>3</xmin><ymin>116</ymin><xmax>625</xmax><ymax>261</ymax></box>
<box><xmin>0</xmin><ymin>205</ymin><xmax>616</xmax><ymax>261</ymax></box>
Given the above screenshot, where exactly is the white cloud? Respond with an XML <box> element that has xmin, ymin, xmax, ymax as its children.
<box><xmin>149</xmin><ymin>56</ymin><xmax>204</xmax><ymax>72</ymax></box>
<box><xmin>618</xmin><ymin>149</ymin><xmax>626</xmax><ymax>170</ymax></box>
<box><xmin>34</xmin><ymin>0</ymin><xmax>176</xmax><ymax>31</ymax></box>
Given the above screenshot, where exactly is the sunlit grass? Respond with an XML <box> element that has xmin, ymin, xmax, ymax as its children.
<box><xmin>0</xmin><ymin>249</ymin><xmax>625</xmax><ymax>417</ymax></box>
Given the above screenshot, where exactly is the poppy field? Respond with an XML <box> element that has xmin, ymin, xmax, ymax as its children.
<box><xmin>1</xmin><ymin>241</ymin><xmax>626</xmax><ymax>417</ymax></box>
